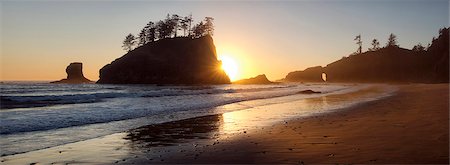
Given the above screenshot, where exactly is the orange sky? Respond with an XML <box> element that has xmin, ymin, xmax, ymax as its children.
<box><xmin>1</xmin><ymin>1</ymin><xmax>448</xmax><ymax>81</ymax></box>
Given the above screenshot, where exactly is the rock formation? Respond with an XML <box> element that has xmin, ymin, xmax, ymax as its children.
<box><xmin>51</xmin><ymin>62</ymin><xmax>93</xmax><ymax>84</ymax></box>
<box><xmin>233</xmin><ymin>74</ymin><xmax>273</xmax><ymax>84</ymax></box>
<box><xmin>283</xmin><ymin>28</ymin><xmax>449</xmax><ymax>83</ymax></box>
<box><xmin>97</xmin><ymin>35</ymin><xmax>230</xmax><ymax>84</ymax></box>
<box><xmin>284</xmin><ymin>66</ymin><xmax>325</xmax><ymax>82</ymax></box>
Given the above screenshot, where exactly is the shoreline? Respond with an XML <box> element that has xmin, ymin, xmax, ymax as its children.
<box><xmin>1</xmin><ymin>84</ymin><xmax>447</xmax><ymax>164</ymax></box>
<box><xmin>125</xmin><ymin>84</ymin><xmax>448</xmax><ymax>164</ymax></box>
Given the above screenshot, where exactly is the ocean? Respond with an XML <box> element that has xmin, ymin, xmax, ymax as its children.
<box><xmin>0</xmin><ymin>82</ymin><xmax>392</xmax><ymax>156</ymax></box>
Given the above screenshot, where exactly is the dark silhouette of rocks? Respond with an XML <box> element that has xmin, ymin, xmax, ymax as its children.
<box><xmin>285</xmin><ymin>66</ymin><xmax>325</xmax><ymax>82</ymax></box>
<box><xmin>233</xmin><ymin>74</ymin><xmax>273</xmax><ymax>84</ymax></box>
<box><xmin>297</xmin><ymin>90</ymin><xmax>321</xmax><ymax>94</ymax></box>
<box><xmin>284</xmin><ymin>28</ymin><xmax>449</xmax><ymax>83</ymax></box>
<box><xmin>51</xmin><ymin>62</ymin><xmax>93</xmax><ymax>84</ymax></box>
<box><xmin>97</xmin><ymin>35</ymin><xmax>230</xmax><ymax>84</ymax></box>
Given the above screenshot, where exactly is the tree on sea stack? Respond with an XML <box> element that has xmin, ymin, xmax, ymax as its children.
<box><xmin>121</xmin><ymin>14</ymin><xmax>215</xmax><ymax>52</ymax></box>
<box><xmin>137</xmin><ymin>28</ymin><xmax>147</xmax><ymax>46</ymax></box>
<box><xmin>145</xmin><ymin>21</ymin><xmax>157</xmax><ymax>43</ymax></box>
<box><xmin>412</xmin><ymin>43</ymin><xmax>426</xmax><ymax>52</ymax></box>
<box><xmin>192</xmin><ymin>21</ymin><xmax>206</xmax><ymax>38</ymax></box>
<box><xmin>204</xmin><ymin>17</ymin><xmax>214</xmax><ymax>36</ymax></box>
<box><xmin>181</xmin><ymin>14</ymin><xmax>193</xmax><ymax>36</ymax></box>
<box><xmin>386</xmin><ymin>33</ymin><xmax>398</xmax><ymax>47</ymax></box>
<box><xmin>354</xmin><ymin>34</ymin><xmax>362</xmax><ymax>54</ymax></box>
<box><xmin>369</xmin><ymin>39</ymin><xmax>380</xmax><ymax>51</ymax></box>
<box><xmin>122</xmin><ymin>33</ymin><xmax>136</xmax><ymax>52</ymax></box>
<box><xmin>170</xmin><ymin>14</ymin><xmax>181</xmax><ymax>37</ymax></box>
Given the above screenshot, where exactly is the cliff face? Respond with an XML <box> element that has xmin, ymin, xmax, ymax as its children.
<box><xmin>234</xmin><ymin>74</ymin><xmax>273</xmax><ymax>84</ymax></box>
<box><xmin>51</xmin><ymin>62</ymin><xmax>93</xmax><ymax>84</ymax></box>
<box><xmin>284</xmin><ymin>28</ymin><xmax>449</xmax><ymax>83</ymax></box>
<box><xmin>97</xmin><ymin>35</ymin><xmax>230</xmax><ymax>84</ymax></box>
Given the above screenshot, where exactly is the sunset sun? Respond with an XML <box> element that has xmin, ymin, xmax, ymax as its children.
<box><xmin>219</xmin><ymin>55</ymin><xmax>239</xmax><ymax>81</ymax></box>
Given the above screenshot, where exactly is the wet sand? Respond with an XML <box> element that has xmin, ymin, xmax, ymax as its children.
<box><xmin>1</xmin><ymin>84</ymin><xmax>447</xmax><ymax>164</ymax></box>
<box><xmin>126</xmin><ymin>84</ymin><xmax>449</xmax><ymax>164</ymax></box>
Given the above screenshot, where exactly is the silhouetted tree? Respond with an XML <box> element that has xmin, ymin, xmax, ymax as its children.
<box><xmin>123</xmin><ymin>33</ymin><xmax>136</xmax><ymax>52</ymax></box>
<box><xmin>369</xmin><ymin>39</ymin><xmax>380</xmax><ymax>51</ymax></box>
<box><xmin>204</xmin><ymin>17</ymin><xmax>214</xmax><ymax>36</ymax></box>
<box><xmin>354</xmin><ymin>34</ymin><xmax>362</xmax><ymax>54</ymax></box>
<box><xmin>386</xmin><ymin>33</ymin><xmax>398</xmax><ymax>47</ymax></box>
<box><xmin>156</xmin><ymin>20</ymin><xmax>172</xmax><ymax>39</ymax></box>
<box><xmin>185</xmin><ymin>14</ymin><xmax>193</xmax><ymax>37</ymax></box>
<box><xmin>145</xmin><ymin>21</ymin><xmax>156</xmax><ymax>42</ymax></box>
<box><xmin>138</xmin><ymin>28</ymin><xmax>147</xmax><ymax>46</ymax></box>
<box><xmin>192</xmin><ymin>21</ymin><xmax>206</xmax><ymax>38</ymax></box>
<box><xmin>412</xmin><ymin>43</ymin><xmax>426</xmax><ymax>52</ymax></box>
<box><xmin>170</xmin><ymin>14</ymin><xmax>181</xmax><ymax>37</ymax></box>
<box><xmin>180</xmin><ymin>17</ymin><xmax>190</xmax><ymax>36</ymax></box>
<box><xmin>122</xmin><ymin>14</ymin><xmax>215</xmax><ymax>50</ymax></box>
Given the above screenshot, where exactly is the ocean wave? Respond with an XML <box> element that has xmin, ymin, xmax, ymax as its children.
<box><xmin>0</xmin><ymin>83</ymin><xmax>343</xmax><ymax>135</ymax></box>
<box><xmin>0</xmin><ymin>84</ymin><xmax>296</xmax><ymax>109</ymax></box>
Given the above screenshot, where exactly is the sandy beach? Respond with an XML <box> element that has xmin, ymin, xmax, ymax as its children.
<box><xmin>1</xmin><ymin>84</ymin><xmax>448</xmax><ymax>164</ymax></box>
<box><xmin>124</xmin><ymin>84</ymin><xmax>448</xmax><ymax>164</ymax></box>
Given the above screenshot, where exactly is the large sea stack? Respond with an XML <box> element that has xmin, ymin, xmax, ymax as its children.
<box><xmin>51</xmin><ymin>62</ymin><xmax>93</xmax><ymax>84</ymax></box>
<box><xmin>97</xmin><ymin>35</ymin><xmax>230</xmax><ymax>84</ymax></box>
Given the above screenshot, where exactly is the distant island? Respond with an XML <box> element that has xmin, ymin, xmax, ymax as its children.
<box><xmin>284</xmin><ymin>28</ymin><xmax>449</xmax><ymax>83</ymax></box>
<box><xmin>97</xmin><ymin>14</ymin><xmax>230</xmax><ymax>84</ymax></box>
<box><xmin>233</xmin><ymin>74</ymin><xmax>273</xmax><ymax>84</ymax></box>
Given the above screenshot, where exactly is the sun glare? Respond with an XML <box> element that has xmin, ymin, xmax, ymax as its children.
<box><xmin>219</xmin><ymin>55</ymin><xmax>239</xmax><ymax>81</ymax></box>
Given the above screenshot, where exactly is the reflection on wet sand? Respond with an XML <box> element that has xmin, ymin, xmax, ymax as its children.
<box><xmin>126</xmin><ymin>115</ymin><xmax>223</xmax><ymax>148</ymax></box>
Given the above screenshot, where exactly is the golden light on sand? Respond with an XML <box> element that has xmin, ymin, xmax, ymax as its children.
<box><xmin>218</xmin><ymin>55</ymin><xmax>239</xmax><ymax>81</ymax></box>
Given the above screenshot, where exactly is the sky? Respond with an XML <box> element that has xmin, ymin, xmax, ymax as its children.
<box><xmin>1</xmin><ymin>0</ymin><xmax>448</xmax><ymax>81</ymax></box>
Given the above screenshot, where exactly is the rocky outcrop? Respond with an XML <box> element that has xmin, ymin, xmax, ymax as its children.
<box><xmin>284</xmin><ymin>28</ymin><xmax>449</xmax><ymax>83</ymax></box>
<box><xmin>97</xmin><ymin>35</ymin><xmax>230</xmax><ymax>84</ymax></box>
<box><xmin>284</xmin><ymin>66</ymin><xmax>325</xmax><ymax>82</ymax></box>
<box><xmin>51</xmin><ymin>62</ymin><xmax>93</xmax><ymax>84</ymax></box>
<box><xmin>233</xmin><ymin>74</ymin><xmax>273</xmax><ymax>84</ymax></box>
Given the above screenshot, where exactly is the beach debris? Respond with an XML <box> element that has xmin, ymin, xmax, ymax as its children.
<box><xmin>297</xmin><ymin>90</ymin><xmax>321</xmax><ymax>94</ymax></box>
